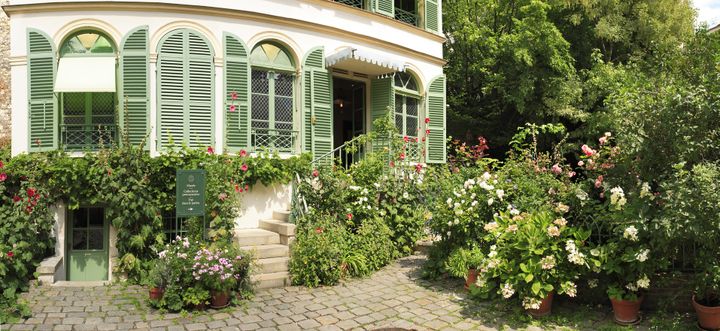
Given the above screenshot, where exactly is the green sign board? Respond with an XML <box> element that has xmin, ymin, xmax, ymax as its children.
<box><xmin>176</xmin><ymin>169</ymin><xmax>206</xmax><ymax>217</ymax></box>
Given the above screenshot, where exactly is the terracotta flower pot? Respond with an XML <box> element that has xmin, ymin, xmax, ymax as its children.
<box><xmin>527</xmin><ymin>291</ymin><xmax>554</xmax><ymax>317</ymax></box>
<box><xmin>149</xmin><ymin>287</ymin><xmax>164</xmax><ymax>301</ymax></box>
<box><xmin>192</xmin><ymin>302</ymin><xmax>207</xmax><ymax>311</ymax></box>
<box><xmin>610</xmin><ymin>296</ymin><xmax>643</xmax><ymax>325</ymax></box>
<box><xmin>693</xmin><ymin>295</ymin><xmax>720</xmax><ymax>330</ymax></box>
<box><xmin>210</xmin><ymin>291</ymin><xmax>231</xmax><ymax>308</ymax></box>
<box><xmin>465</xmin><ymin>268</ymin><xmax>478</xmax><ymax>290</ymax></box>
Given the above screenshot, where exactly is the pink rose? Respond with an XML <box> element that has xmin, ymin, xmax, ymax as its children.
<box><xmin>577</xmin><ymin>160</ymin><xmax>584</xmax><ymax>167</ymax></box>
<box><xmin>207</xmin><ymin>146</ymin><xmax>215</xmax><ymax>154</ymax></box>
<box><xmin>241</xmin><ymin>164</ymin><xmax>248</xmax><ymax>172</ymax></box>
<box><xmin>581</xmin><ymin>144</ymin><xmax>596</xmax><ymax>157</ymax></box>
<box><xmin>312</xmin><ymin>169</ymin><xmax>319</xmax><ymax>177</ymax></box>
<box><xmin>599</xmin><ymin>136</ymin><xmax>607</xmax><ymax>145</ymax></box>
<box><xmin>595</xmin><ymin>175</ymin><xmax>603</xmax><ymax>188</ymax></box>
<box><xmin>551</xmin><ymin>164</ymin><xmax>562</xmax><ymax>175</ymax></box>
<box><xmin>567</xmin><ymin>171</ymin><xmax>576</xmax><ymax>178</ymax></box>
<box><xmin>239</xmin><ymin>149</ymin><xmax>247</xmax><ymax>157</ymax></box>
<box><xmin>0</xmin><ymin>173</ymin><xmax>6</xmax><ymax>182</ymax></box>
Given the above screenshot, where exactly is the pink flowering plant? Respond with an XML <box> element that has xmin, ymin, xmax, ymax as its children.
<box><xmin>470</xmin><ymin>210</ymin><xmax>598</xmax><ymax>310</ymax></box>
<box><xmin>192</xmin><ymin>246</ymin><xmax>250</xmax><ymax>293</ymax></box>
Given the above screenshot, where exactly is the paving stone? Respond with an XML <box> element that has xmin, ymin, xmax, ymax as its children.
<box><xmin>297</xmin><ymin>318</ymin><xmax>321</xmax><ymax>329</ymax></box>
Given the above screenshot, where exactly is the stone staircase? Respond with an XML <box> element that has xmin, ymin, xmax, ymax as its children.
<box><xmin>235</xmin><ymin>210</ymin><xmax>295</xmax><ymax>289</ymax></box>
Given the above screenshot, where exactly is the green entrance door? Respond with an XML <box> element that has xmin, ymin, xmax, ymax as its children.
<box><xmin>67</xmin><ymin>207</ymin><xmax>109</xmax><ymax>281</ymax></box>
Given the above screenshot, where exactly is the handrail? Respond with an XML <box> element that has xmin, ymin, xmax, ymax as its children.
<box><xmin>311</xmin><ymin>134</ymin><xmax>368</xmax><ymax>167</ymax></box>
<box><xmin>290</xmin><ymin>172</ymin><xmax>309</xmax><ymax>223</ymax></box>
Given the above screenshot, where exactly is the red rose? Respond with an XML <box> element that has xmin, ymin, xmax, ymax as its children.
<box><xmin>312</xmin><ymin>169</ymin><xmax>319</xmax><ymax>177</ymax></box>
<box><xmin>415</xmin><ymin>164</ymin><xmax>423</xmax><ymax>173</ymax></box>
<box><xmin>399</xmin><ymin>153</ymin><xmax>406</xmax><ymax>160</ymax></box>
<box><xmin>207</xmin><ymin>146</ymin><xmax>215</xmax><ymax>154</ymax></box>
<box><xmin>0</xmin><ymin>173</ymin><xmax>6</xmax><ymax>182</ymax></box>
<box><xmin>346</xmin><ymin>213</ymin><xmax>353</xmax><ymax>220</ymax></box>
<box><xmin>12</xmin><ymin>195</ymin><xmax>21</xmax><ymax>203</ymax></box>
<box><xmin>426</xmin><ymin>129</ymin><xmax>431</xmax><ymax>134</ymax></box>
<box><xmin>239</xmin><ymin>150</ymin><xmax>247</xmax><ymax>157</ymax></box>
<box><xmin>230</xmin><ymin>91</ymin><xmax>238</xmax><ymax>100</ymax></box>
<box><xmin>229</xmin><ymin>105</ymin><xmax>236</xmax><ymax>112</ymax></box>
<box><xmin>6</xmin><ymin>251</ymin><xmax>13</xmax><ymax>258</ymax></box>
<box><xmin>424</xmin><ymin>117</ymin><xmax>430</xmax><ymax>124</ymax></box>
<box><xmin>403</xmin><ymin>136</ymin><xmax>409</xmax><ymax>142</ymax></box>
<box><xmin>27</xmin><ymin>188</ymin><xmax>36</xmax><ymax>197</ymax></box>
<box><xmin>422</xmin><ymin>137</ymin><xmax>426</xmax><ymax>142</ymax></box>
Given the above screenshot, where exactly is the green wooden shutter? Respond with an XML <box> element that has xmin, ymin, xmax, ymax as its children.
<box><xmin>27</xmin><ymin>28</ymin><xmax>57</xmax><ymax>151</ymax></box>
<box><xmin>370</xmin><ymin>76</ymin><xmax>393</xmax><ymax>152</ymax></box>
<box><xmin>223</xmin><ymin>33</ymin><xmax>250</xmax><ymax>151</ymax></box>
<box><xmin>158</xmin><ymin>29</ymin><xmax>214</xmax><ymax>149</ymax></box>
<box><xmin>425</xmin><ymin>0</ymin><xmax>440</xmax><ymax>33</ymax></box>
<box><xmin>425</xmin><ymin>75</ymin><xmax>446</xmax><ymax>163</ymax></box>
<box><xmin>373</xmin><ymin>0</ymin><xmax>394</xmax><ymax>17</ymax></box>
<box><xmin>302</xmin><ymin>47</ymin><xmax>332</xmax><ymax>161</ymax></box>
<box><xmin>119</xmin><ymin>26</ymin><xmax>149</xmax><ymax>148</ymax></box>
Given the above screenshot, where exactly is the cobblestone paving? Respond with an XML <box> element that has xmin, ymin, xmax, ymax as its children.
<box><xmin>1</xmin><ymin>255</ymin><xmax>626</xmax><ymax>331</ymax></box>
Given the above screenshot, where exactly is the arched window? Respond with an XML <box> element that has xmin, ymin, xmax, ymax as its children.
<box><xmin>157</xmin><ymin>29</ymin><xmax>214</xmax><ymax>149</ymax></box>
<box><xmin>393</xmin><ymin>71</ymin><xmax>420</xmax><ymax>139</ymax></box>
<box><xmin>57</xmin><ymin>30</ymin><xmax>117</xmax><ymax>150</ymax></box>
<box><xmin>250</xmin><ymin>42</ymin><xmax>295</xmax><ymax>151</ymax></box>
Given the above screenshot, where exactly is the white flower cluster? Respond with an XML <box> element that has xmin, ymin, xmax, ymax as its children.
<box><xmin>636</xmin><ymin>274</ymin><xmax>651</xmax><ymax>289</ymax></box>
<box><xmin>522</xmin><ymin>297</ymin><xmax>542</xmax><ymax>310</ymax></box>
<box><xmin>561</xmin><ymin>281</ymin><xmax>577</xmax><ymax>297</ymax></box>
<box><xmin>610</xmin><ymin>186</ymin><xmax>627</xmax><ymax>209</ymax></box>
<box><xmin>635</xmin><ymin>249</ymin><xmax>649</xmax><ymax>262</ymax></box>
<box><xmin>547</xmin><ymin>225</ymin><xmax>560</xmax><ymax>237</ymax></box>
<box><xmin>501</xmin><ymin>282</ymin><xmax>515</xmax><ymax>298</ymax></box>
<box><xmin>623</xmin><ymin>225</ymin><xmax>639</xmax><ymax>241</ymax></box>
<box><xmin>553</xmin><ymin>218</ymin><xmax>567</xmax><ymax>227</ymax></box>
<box><xmin>565</xmin><ymin>240</ymin><xmax>586</xmax><ymax>265</ymax></box>
<box><xmin>484</xmin><ymin>221</ymin><xmax>499</xmax><ymax>232</ymax></box>
<box><xmin>352</xmin><ymin>187</ymin><xmax>373</xmax><ymax>210</ymax></box>
<box><xmin>540</xmin><ymin>255</ymin><xmax>556</xmax><ymax>270</ymax></box>
<box><xmin>639</xmin><ymin>182</ymin><xmax>653</xmax><ymax>199</ymax></box>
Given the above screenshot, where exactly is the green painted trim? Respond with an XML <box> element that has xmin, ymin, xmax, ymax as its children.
<box><xmin>222</xmin><ymin>31</ymin><xmax>251</xmax><ymax>152</ymax></box>
<box><xmin>425</xmin><ymin>74</ymin><xmax>446</xmax><ymax>164</ymax></box>
<box><xmin>301</xmin><ymin>47</ymin><xmax>326</xmax><ymax>153</ymax></box>
<box><xmin>119</xmin><ymin>25</ymin><xmax>150</xmax><ymax>150</ymax></box>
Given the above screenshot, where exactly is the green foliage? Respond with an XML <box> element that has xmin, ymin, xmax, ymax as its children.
<box><xmin>0</xmin><ymin>145</ymin><xmax>307</xmax><ymax>320</ymax></box>
<box><xmin>446</xmin><ymin>246</ymin><xmax>484</xmax><ymax>279</ymax></box>
<box><xmin>349</xmin><ymin>217</ymin><xmax>394</xmax><ymax>272</ymax></box>
<box><xmin>289</xmin><ymin>211</ymin><xmax>348</xmax><ymax>287</ymax></box>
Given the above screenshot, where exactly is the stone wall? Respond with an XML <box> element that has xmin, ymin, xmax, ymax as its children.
<box><xmin>0</xmin><ymin>0</ymin><xmax>10</xmax><ymax>144</ymax></box>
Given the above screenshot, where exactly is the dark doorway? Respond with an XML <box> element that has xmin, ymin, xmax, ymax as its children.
<box><xmin>332</xmin><ymin>77</ymin><xmax>366</xmax><ymax>167</ymax></box>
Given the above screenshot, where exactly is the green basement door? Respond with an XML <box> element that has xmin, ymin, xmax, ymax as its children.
<box><xmin>67</xmin><ymin>207</ymin><xmax>109</xmax><ymax>281</ymax></box>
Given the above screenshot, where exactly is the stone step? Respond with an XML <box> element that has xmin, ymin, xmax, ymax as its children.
<box><xmin>251</xmin><ymin>272</ymin><xmax>291</xmax><ymax>289</ymax></box>
<box><xmin>256</xmin><ymin>257</ymin><xmax>290</xmax><ymax>274</ymax></box>
<box><xmin>234</xmin><ymin>229</ymin><xmax>280</xmax><ymax>246</ymax></box>
<box><xmin>239</xmin><ymin>244</ymin><xmax>289</xmax><ymax>259</ymax></box>
<box><xmin>273</xmin><ymin>210</ymin><xmax>291</xmax><ymax>222</ymax></box>
<box><xmin>259</xmin><ymin>219</ymin><xmax>296</xmax><ymax>237</ymax></box>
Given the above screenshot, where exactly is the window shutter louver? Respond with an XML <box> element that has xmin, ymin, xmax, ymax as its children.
<box><xmin>223</xmin><ymin>33</ymin><xmax>250</xmax><ymax>151</ymax></box>
<box><xmin>425</xmin><ymin>75</ymin><xmax>446</xmax><ymax>163</ymax></box>
<box><xmin>119</xmin><ymin>26</ymin><xmax>149</xmax><ymax>149</ymax></box>
<box><xmin>27</xmin><ymin>29</ymin><xmax>57</xmax><ymax>151</ymax></box>
<box><xmin>158</xmin><ymin>29</ymin><xmax>214</xmax><ymax>149</ymax></box>
<box><xmin>370</xmin><ymin>76</ymin><xmax>394</xmax><ymax>152</ymax></box>
<box><xmin>302</xmin><ymin>48</ymin><xmax>333</xmax><ymax>163</ymax></box>
<box><xmin>373</xmin><ymin>0</ymin><xmax>394</xmax><ymax>17</ymax></box>
<box><xmin>425</xmin><ymin>0</ymin><xmax>440</xmax><ymax>33</ymax></box>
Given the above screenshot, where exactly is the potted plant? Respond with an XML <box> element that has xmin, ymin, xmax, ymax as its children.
<box><xmin>193</xmin><ymin>244</ymin><xmax>250</xmax><ymax>309</ymax></box>
<box><xmin>691</xmin><ymin>260</ymin><xmax>720</xmax><ymax>329</ymax></box>
<box><xmin>446</xmin><ymin>246</ymin><xmax>484</xmax><ymax>290</ymax></box>
<box><xmin>183</xmin><ymin>285</ymin><xmax>211</xmax><ymax>311</ymax></box>
<box><xmin>147</xmin><ymin>250</ymin><xmax>171</xmax><ymax>301</ymax></box>
<box><xmin>471</xmin><ymin>210</ymin><xmax>597</xmax><ymax>317</ymax></box>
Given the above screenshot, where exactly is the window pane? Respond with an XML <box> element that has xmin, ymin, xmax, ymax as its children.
<box><xmin>406</xmin><ymin>97</ymin><xmax>418</xmax><ymax>117</ymax></box>
<box><xmin>395</xmin><ymin>114</ymin><xmax>404</xmax><ymax>134</ymax></box>
<box><xmin>87</xmin><ymin>229</ymin><xmax>104</xmax><ymax>250</ymax></box>
<box><xmin>72</xmin><ymin>230</ymin><xmax>87</xmax><ymax>250</ymax></box>
<box><xmin>406</xmin><ymin>116</ymin><xmax>418</xmax><ymax>137</ymax></box>
<box><xmin>88</xmin><ymin>208</ymin><xmax>104</xmax><ymax>227</ymax></box>
<box><xmin>251</xmin><ymin>70</ymin><xmax>269</xmax><ymax>94</ymax></box>
<box><xmin>275</xmin><ymin>73</ymin><xmax>293</xmax><ymax>97</ymax></box>
<box><xmin>73</xmin><ymin>209</ymin><xmax>87</xmax><ymax>228</ymax></box>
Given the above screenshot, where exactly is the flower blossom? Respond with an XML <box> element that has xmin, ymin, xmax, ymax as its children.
<box><xmin>636</xmin><ymin>274</ymin><xmax>650</xmax><ymax>289</ymax></box>
<box><xmin>595</xmin><ymin>175</ymin><xmax>604</xmax><ymax>188</ymax></box>
<box><xmin>522</xmin><ymin>297</ymin><xmax>541</xmax><ymax>310</ymax></box>
<box><xmin>501</xmin><ymin>283</ymin><xmax>515</xmax><ymax>298</ymax></box>
<box><xmin>540</xmin><ymin>255</ymin><xmax>556</xmax><ymax>270</ymax></box>
<box><xmin>599</xmin><ymin>136</ymin><xmax>607</xmax><ymax>145</ymax></box>
<box><xmin>623</xmin><ymin>225</ymin><xmax>639</xmax><ymax>241</ymax></box>
<box><xmin>640</xmin><ymin>182</ymin><xmax>652</xmax><ymax>199</ymax></box>
<box><xmin>484</xmin><ymin>222</ymin><xmax>499</xmax><ymax>232</ymax></box>
<box><xmin>635</xmin><ymin>249</ymin><xmax>649</xmax><ymax>262</ymax></box>
<box><xmin>553</xmin><ymin>218</ymin><xmax>567</xmax><ymax>227</ymax></box>
<box><xmin>609</xmin><ymin>186</ymin><xmax>626</xmax><ymax>209</ymax></box>
<box><xmin>0</xmin><ymin>173</ymin><xmax>6</xmax><ymax>182</ymax></box>
<box><xmin>562</xmin><ymin>281</ymin><xmax>577</xmax><ymax>297</ymax></box>
<box><xmin>506</xmin><ymin>224</ymin><xmax>518</xmax><ymax>233</ymax></box>
<box><xmin>581</xmin><ymin>144</ymin><xmax>596</xmax><ymax>157</ymax></box>
<box><xmin>547</xmin><ymin>225</ymin><xmax>560</xmax><ymax>237</ymax></box>
<box><xmin>551</xmin><ymin>164</ymin><xmax>562</xmax><ymax>175</ymax></box>
<box><xmin>239</xmin><ymin>150</ymin><xmax>248</xmax><ymax>157</ymax></box>
<box><xmin>207</xmin><ymin>146</ymin><xmax>214</xmax><ymax>154</ymax></box>
<box><xmin>496</xmin><ymin>189</ymin><xmax>505</xmax><ymax>200</ymax></box>
<box><xmin>312</xmin><ymin>169</ymin><xmax>319</xmax><ymax>177</ymax></box>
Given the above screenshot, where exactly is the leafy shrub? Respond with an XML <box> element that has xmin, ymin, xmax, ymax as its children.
<box><xmin>290</xmin><ymin>211</ymin><xmax>348</xmax><ymax>287</ymax></box>
<box><xmin>349</xmin><ymin>217</ymin><xmax>394</xmax><ymax>273</ymax></box>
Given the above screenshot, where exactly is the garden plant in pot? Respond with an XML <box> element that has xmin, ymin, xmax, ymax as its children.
<box><xmin>446</xmin><ymin>246</ymin><xmax>484</xmax><ymax>290</ymax></box>
<box><xmin>193</xmin><ymin>244</ymin><xmax>250</xmax><ymax>309</ymax></box>
<box><xmin>147</xmin><ymin>257</ymin><xmax>170</xmax><ymax>301</ymax></box>
<box><xmin>471</xmin><ymin>210</ymin><xmax>597</xmax><ymax>317</ymax></box>
<box><xmin>182</xmin><ymin>285</ymin><xmax>211</xmax><ymax>311</ymax></box>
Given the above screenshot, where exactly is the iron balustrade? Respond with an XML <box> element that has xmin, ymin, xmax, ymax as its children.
<box><xmin>251</xmin><ymin>128</ymin><xmax>298</xmax><ymax>153</ymax></box>
<box><xmin>334</xmin><ymin>0</ymin><xmax>363</xmax><ymax>8</ymax></box>
<box><xmin>60</xmin><ymin>124</ymin><xmax>117</xmax><ymax>150</ymax></box>
<box><xmin>394</xmin><ymin>7</ymin><xmax>418</xmax><ymax>26</ymax></box>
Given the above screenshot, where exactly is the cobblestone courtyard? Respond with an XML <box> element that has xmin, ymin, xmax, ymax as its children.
<box><xmin>1</xmin><ymin>255</ymin><xmax>685</xmax><ymax>331</ymax></box>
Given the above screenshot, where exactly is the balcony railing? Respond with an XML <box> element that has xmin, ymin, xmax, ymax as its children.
<box><xmin>394</xmin><ymin>8</ymin><xmax>418</xmax><ymax>26</ymax></box>
<box><xmin>334</xmin><ymin>0</ymin><xmax>363</xmax><ymax>8</ymax></box>
<box><xmin>60</xmin><ymin>124</ymin><xmax>117</xmax><ymax>150</ymax></box>
<box><xmin>251</xmin><ymin>128</ymin><xmax>298</xmax><ymax>153</ymax></box>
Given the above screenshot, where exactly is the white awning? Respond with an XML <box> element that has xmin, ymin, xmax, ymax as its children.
<box><xmin>54</xmin><ymin>57</ymin><xmax>116</xmax><ymax>93</ymax></box>
<box><xmin>325</xmin><ymin>48</ymin><xmax>405</xmax><ymax>76</ymax></box>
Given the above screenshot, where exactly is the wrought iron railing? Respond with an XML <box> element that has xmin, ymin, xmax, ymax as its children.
<box><xmin>251</xmin><ymin>128</ymin><xmax>298</xmax><ymax>153</ymax></box>
<box><xmin>394</xmin><ymin>8</ymin><xmax>418</xmax><ymax>26</ymax></box>
<box><xmin>334</xmin><ymin>0</ymin><xmax>363</xmax><ymax>8</ymax></box>
<box><xmin>312</xmin><ymin>134</ymin><xmax>370</xmax><ymax>169</ymax></box>
<box><xmin>60</xmin><ymin>124</ymin><xmax>117</xmax><ymax>150</ymax></box>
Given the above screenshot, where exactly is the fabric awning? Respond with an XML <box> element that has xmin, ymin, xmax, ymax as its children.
<box><xmin>54</xmin><ymin>57</ymin><xmax>116</xmax><ymax>93</ymax></box>
<box><xmin>325</xmin><ymin>48</ymin><xmax>405</xmax><ymax>76</ymax></box>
